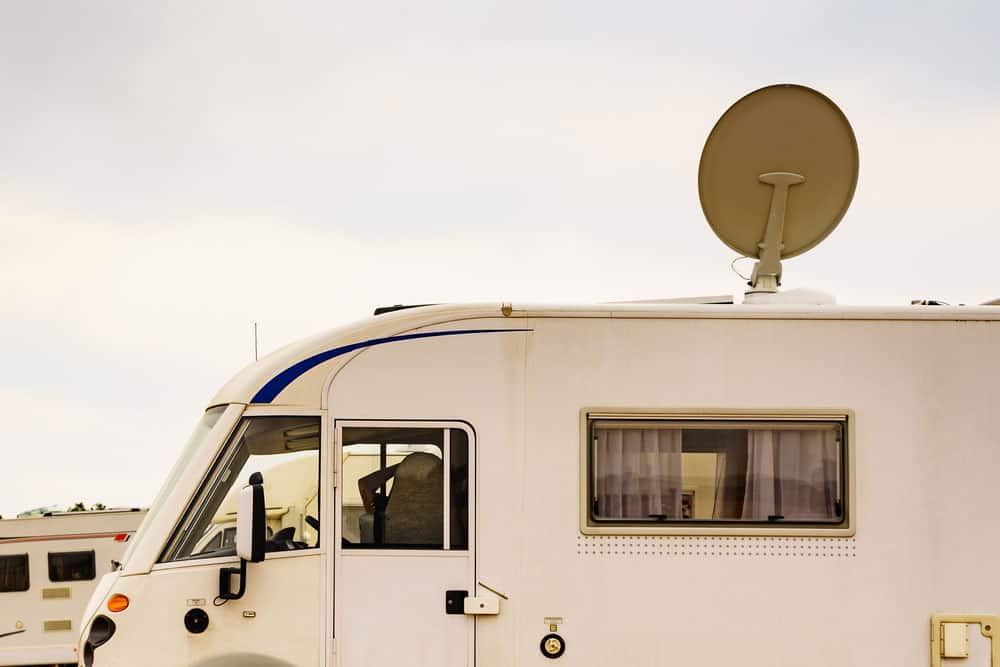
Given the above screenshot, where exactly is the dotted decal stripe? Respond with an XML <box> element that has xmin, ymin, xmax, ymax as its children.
<box><xmin>577</xmin><ymin>535</ymin><xmax>857</xmax><ymax>558</ymax></box>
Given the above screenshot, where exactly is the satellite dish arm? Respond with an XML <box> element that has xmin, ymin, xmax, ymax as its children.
<box><xmin>749</xmin><ymin>171</ymin><xmax>805</xmax><ymax>293</ymax></box>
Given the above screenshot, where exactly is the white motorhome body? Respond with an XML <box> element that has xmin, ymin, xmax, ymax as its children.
<box><xmin>77</xmin><ymin>303</ymin><xmax>1000</xmax><ymax>666</ymax></box>
<box><xmin>0</xmin><ymin>509</ymin><xmax>146</xmax><ymax>666</ymax></box>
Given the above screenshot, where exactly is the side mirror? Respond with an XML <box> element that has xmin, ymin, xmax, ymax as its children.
<box><xmin>219</xmin><ymin>472</ymin><xmax>266</xmax><ymax>601</ymax></box>
<box><xmin>237</xmin><ymin>472</ymin><xmax>266</xmax><ymax>563</ymax></box>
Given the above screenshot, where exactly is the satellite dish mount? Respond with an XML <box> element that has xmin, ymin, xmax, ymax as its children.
<box><xmin>748</xmin><ymin>171</ymin><xmax>805</xmax><ymax>293</ymax></box>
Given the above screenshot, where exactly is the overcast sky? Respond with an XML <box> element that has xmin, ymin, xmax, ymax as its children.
<box><xmin>1</xmin><ymin>2</ymin><xmax>997</xmax><ymax>517</ymax></box>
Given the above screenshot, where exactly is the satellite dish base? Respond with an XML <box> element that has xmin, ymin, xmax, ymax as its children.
<box><xmin>743</xmin><ymin>287</ymin><xmax>836</xmax><ymax>305</ymax></box>
<box><xmin>746</xmin><ymin>262</ymin><xmax>781</xmax><ymax>294</ymax></box>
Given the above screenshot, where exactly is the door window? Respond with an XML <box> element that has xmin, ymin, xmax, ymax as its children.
<box><xmin>341</xmin><ymin>426</ymin><xmax>468</xmax><ymax>550</ymax></box>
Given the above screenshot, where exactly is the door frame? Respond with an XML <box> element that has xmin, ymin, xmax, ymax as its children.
<box><xmin>329</xmin><ymin>418</ymin><xmax>477</xmax><ymax>667</ymax></box>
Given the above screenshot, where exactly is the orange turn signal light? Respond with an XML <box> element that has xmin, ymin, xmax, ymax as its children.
<box><xmin>107</xmin><ymin>594</ymin><xmax>130</xmax><ymax>613</ymax></box>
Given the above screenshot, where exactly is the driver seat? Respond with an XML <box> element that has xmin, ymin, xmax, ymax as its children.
<box><xmin>360</xmin><ymin>453</ymin><xmax>443</xmax><ymax>545</ymax></box>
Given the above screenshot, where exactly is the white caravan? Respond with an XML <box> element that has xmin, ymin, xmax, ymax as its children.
<box><xmin>76</xmin><ymin>85</ymin><xmax>999</xmax><ymax>667</ymax></box>
<box><xmin>74</xmin><ymin>300</ymin><xmax>1000</xmax><ymax>667</ymax></box>
<box><xmin>0</xmin><ymin>509</ymin><xmax>146</xmax><ymax>666</ymax></box>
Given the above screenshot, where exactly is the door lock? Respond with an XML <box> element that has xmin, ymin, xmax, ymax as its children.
<box><xmin>445</xmin><ymin>590</ymin><xmax>468</xmax><ymax>615</ymax></box>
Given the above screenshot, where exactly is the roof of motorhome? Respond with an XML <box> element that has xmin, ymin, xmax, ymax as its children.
<box><xmin>211</xmin><ymin>301</ymin><xmax>1000</xmax><ymax>409</ymax></box>
<box><xmin>0</xmin><ymin>508</ymin><xmax>147</xmax><ymax>541</ymax></box>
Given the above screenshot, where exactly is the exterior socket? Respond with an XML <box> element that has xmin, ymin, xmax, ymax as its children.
<box><xmin>540</xmin><ymin>633</ymin><xmax>566</xmax><ymax>659</ymax></box>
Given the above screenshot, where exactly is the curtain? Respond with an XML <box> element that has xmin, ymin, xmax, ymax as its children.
<box><xmin>741</xmin><ymin>429</ymin><xmax>838</xmax><ymax>520</ymax></box>
<box><xmin>711</xmin><ymin>451</ymin><xmax>733</xmax><ymax>519</ymax></box>
<box><xmin>595</xmin><ymin>427</ymin><xmax>682</xmax><ymax>519</ymax></box>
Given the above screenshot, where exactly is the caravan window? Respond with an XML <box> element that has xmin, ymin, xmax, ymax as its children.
<box><xmin>0</xmin><ymin>554</ymin><xmax>29</xmax><ymax>592</ymax></box>
<box><xmin>341</xmin><ymin>426</ymin><xmax>468</xmax><ymax>550</ymax></box>
<box><xmin>586</xmin><ymin>416</ymin><xmax>847</xmax><ymax>529</ymax></box>
<box><xmin>161</xmin><ymin>415</ymin><xmax>322</xmax><ymax>562</ymax></box>
<box><xmin>48</xmin><ymin>551</ymin><xmax>96</xmax><ymax>582</ymax></box>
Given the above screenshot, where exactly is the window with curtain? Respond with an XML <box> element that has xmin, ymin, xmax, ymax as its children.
<box><xmin>589</xmin><ymin>418</ymin><xmax>845</xmax><ymax>526</ymax></box>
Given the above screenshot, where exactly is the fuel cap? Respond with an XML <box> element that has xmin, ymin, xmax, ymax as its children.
<box><xmin>184</xmin><ymin>608</ymin><xmax>209</xmax><ymax>634</ymax></box>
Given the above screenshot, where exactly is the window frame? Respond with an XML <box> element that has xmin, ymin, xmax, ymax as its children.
<box><xmin>157</xmin><ymin>407</ymin><xmax>326</xmax><ymax>566</ymax></box>
<box><xmin>579</xmin><ymin>408</ymin><xmax>855</xmax><ymax>537</ymax></box>
<box><xmin>0</xmin><ymin>553</ymin><xmax>30</xmax><ymax>593</ymax></box>
<box><xmin>47</xmin><ymin>550</ymin><xmax>96</xmax><ymax>582</ymax></box>
<box><xmin>335</xmin><ymin>419</ymin><xmax>475</xmax><ymax>555</ymax></box>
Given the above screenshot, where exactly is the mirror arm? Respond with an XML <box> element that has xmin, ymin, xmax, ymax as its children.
<box><xmin>218</xmin><ymin>558</ymin><xmax>248</xmax><ymax>601</ymax></box>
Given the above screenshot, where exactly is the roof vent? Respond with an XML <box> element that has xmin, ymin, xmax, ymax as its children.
<box><xmin>373</xmin><ymin>304</ymin><xmax>434</xmax><ymax>316</ymax></box>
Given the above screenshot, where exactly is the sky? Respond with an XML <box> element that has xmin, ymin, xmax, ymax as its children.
<box><xmin>1</xmin><ymin>2</ymin><xmax>998</xmax><ymax>517</ymax></box>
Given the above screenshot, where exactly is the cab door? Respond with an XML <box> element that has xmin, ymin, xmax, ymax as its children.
<box><xmin>333</xmin><ymin>421</ymin><xmax>475</xmax><ymax>667</ymax></box>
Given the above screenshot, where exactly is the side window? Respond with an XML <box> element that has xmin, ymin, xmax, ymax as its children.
<box><xmin>0</xmin><ymin>554</ymin><xmax>29</xmax><ymax>592</ymax></box>
<box><xmin>341</xmin><ymin>426</ymin><xmax>468</xmax><ymax>550</ymax></box>
<box><xmin>587</xmin><ymin>416</ymin><xmax>846</xmax><ymax>529</ymax></box>
<box><xmin>198</xmin><ymin>532</ymin><xmax>223</xmax><ymax>554</ymax></box>
<box><xmin>162</xmin><ymin>415</ymin><xmax>322</xmax><ymax>562</ymax></box>
<box><xmin>48</xmin><ymin>551</ymin><xmax>96</xmax><ymax>582</ymax></box>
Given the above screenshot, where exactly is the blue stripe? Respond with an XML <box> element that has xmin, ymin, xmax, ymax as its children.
<box><xmin>251</xmin><ymin>328</ymin><xmax>531</xmax><ymax>404</ymax></box>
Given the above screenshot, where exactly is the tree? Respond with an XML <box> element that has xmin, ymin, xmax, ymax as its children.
<box><xmin>66</xmin><ymin>502</ymin><xmax>107</xmax><ymax>512</ymax></box>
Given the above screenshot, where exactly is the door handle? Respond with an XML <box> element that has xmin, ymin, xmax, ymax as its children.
<box><xmin>463</xmin><ymin>597</ymin><xmax>500</xmax><ymax>615</ymax></box>
<box><xmin>446</xmin><ymin>589</ymin><xmax>502</xmax><ymax>616</ymax></box>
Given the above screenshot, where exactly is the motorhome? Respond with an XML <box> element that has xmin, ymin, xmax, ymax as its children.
<box><xmin>0</xmin><ymin>509</ymin><xmax>146</xmax><ymax>666</ymax></box>
<box><xmin>74</xmin><ymin>85</ymin><xmax>999</xmax><ymax>666</ymax></box>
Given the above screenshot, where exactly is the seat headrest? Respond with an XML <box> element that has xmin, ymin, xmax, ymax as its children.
<box><xmin>393</xmin><ymin>452</ymin><xmax>442</xmax><ymax>481</ymax></box>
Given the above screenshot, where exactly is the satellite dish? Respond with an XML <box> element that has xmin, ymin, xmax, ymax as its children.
<box><xmin>698</xmin><ymin>84</ymin><xmax>859</xmax><ymax>294</ymax></box>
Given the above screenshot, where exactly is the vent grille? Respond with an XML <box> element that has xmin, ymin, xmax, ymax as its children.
<box><xmin>43</xmin><ymin>619</ymin><xmax>72</xmax><ymax>632</ymax></box>
<box><xmin>42</xmin><ymin>587</ymin><xmax>71</xmax><ymax>599</ymax></box>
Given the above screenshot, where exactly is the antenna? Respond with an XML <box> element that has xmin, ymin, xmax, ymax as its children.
<box><xmin>253</xmin><ymin>322</ymin><xmax>259</xmax><ymax>362</ymax></box>
<box><xmin>698</xmin><ymin>84</ymin><xmax>859</xmax><ymax>297</ymax></box>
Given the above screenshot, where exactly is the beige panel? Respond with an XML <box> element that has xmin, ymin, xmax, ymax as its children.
<box><xmin>43</xmin><ymin>619</ymin><xmax>72</xmax><ymax>632</ymax></box>
<box><xmin>41</xmin><ymin>587</ymin><xmax>71</xmax><ymax>600</ymax></box>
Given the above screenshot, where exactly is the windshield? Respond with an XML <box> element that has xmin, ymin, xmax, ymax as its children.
<box><xmin>119</xmin><ymin>406</ymin><xmax>232</xmax><ymax>566</ymax></box>
<box><xmin>162</xmin><ymin>415</ymin><xmax>321</xmax><ymax>562</ymax></box>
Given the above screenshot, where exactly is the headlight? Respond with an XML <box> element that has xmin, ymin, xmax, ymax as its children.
<box><xmin>83</xmin><ymin>615</ymin><xmax>116</xmax><ymax>666</ymax></box>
